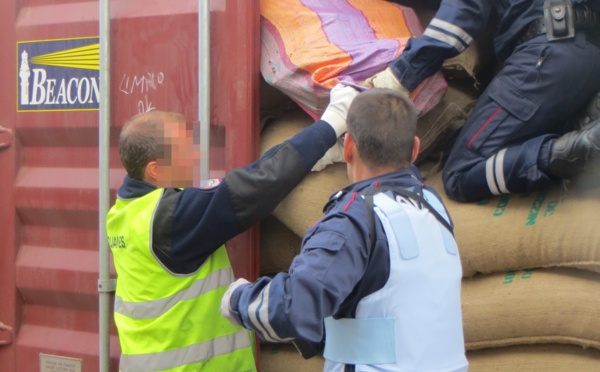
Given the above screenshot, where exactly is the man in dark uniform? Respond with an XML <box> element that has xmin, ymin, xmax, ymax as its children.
<box><xmin>369</xmin><ymin>0</ymin><xmax>600</xmax><ymax>202</ymax></box>
<box><xmin>106</xmin><ymin>83</ymin><xmax>359</xmax><ymax>371</ymax></box>
<box><xmin>221</xmin><ymin>89</ymin><xmax>467</xmax><ymax>371</ymax></box>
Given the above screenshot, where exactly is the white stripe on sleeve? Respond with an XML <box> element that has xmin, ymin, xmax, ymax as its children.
<box><xmin>486</xmin><ymin>155</ymin><xmax>501</xmax><ymax>195</ymax></box>
<box><xmin>429</xmin><ymin>18</ymin><xmax>474</xmax><ymax>46</ymax></box>
<box><xmin>247</xmin><ymin>282</ymin><xmax>293</xmax><ymax>343</ymax></box>
<box><xmin>424</xmin><ymin>28</ymin><xmax>467</xmax><ymax>53</ymax></box>
<box><xmin>495</xmin><ymin>148</ymin><xmax>510</xmax><ymax>194</ymax></box>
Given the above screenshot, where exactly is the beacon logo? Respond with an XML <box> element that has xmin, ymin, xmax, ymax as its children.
<box><xmin>17</xmin><ymin>37</ymin><xmax>100</xmax><ymax>112</ymax></box>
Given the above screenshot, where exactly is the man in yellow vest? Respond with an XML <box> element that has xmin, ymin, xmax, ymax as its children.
<box><xmin>106</xmin><ymin>83</ymin><xmax>359</xmax><ymax>372</ymax></box>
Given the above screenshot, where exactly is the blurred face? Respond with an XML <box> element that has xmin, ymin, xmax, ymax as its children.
<box><xmin>155</xmin><ymin>121</ymin><xmax>199</xmax><ymax>188</ymax></box>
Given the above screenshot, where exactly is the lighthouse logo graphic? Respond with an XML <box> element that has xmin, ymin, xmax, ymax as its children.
<box><xmin>17</xmin><ymin>37</ymin><xmax>100</xmax><ymax>112</ymax></box>
<box><xmin>19</xmin><ymin>50</ymin><xmax>31</xmax><ymax>105</ymax></box>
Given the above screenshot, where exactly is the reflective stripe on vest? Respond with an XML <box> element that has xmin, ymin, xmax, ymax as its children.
<box><xmin>324</xmin><ymin>192</ymin><xmax>467</xmax><ymax>371</ymax></box>
<box><xmin>114</xmin><ymin>267</ymin><xmax>233</xmax><ymax>319</ymax></box>
<box><xmin>119</xmin><ymin>330</ymin><xmax>252</xmax><ymax>372</ymax></box>
<box><xmin>107</xmin><ymin>188</ymin><xmax>256</xmax><ymax>372</ymax></box>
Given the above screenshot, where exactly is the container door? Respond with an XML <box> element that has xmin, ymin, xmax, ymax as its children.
<box><xmin>0</xmin><ymin>0</ymin><xmax>259</xmax><ymax>370</ymax></box>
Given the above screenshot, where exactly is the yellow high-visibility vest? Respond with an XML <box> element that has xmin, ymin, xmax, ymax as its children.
<box><xmin>107</xmin><ymin>188</ymin><xmax>256</xmax><ymax>372</ymax></box>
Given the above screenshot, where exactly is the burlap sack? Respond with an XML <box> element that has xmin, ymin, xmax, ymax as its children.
<box><xmin>467</xmin><ymin>344</ymin><xmax>600</xmax><ymax>371</ymax></box>
<box><xmin>425</xmin><ymin>172</ymin><xmax>600</xmax><ymax>276</ymax></box>
<box><xmin>260</xmin><ymin>109</ymin><xmax>349</xmax><ymax>238</ymax></box>
<box><xmin>260</xmin><ymin>216</ymin><xmax>302</xmax><ymax>276</ymax></box>
<box><xmin>463</xmin><ymin>268</ymin><xmax>600</xmax><ymax>351</ymax></box>
<box><xmin>260</xmin><ymin>343</ymin><xmax>324</xmax><ymax>372</ymax></box>
<box><xmin>260</xmin><ymin>342</ymin><xmax>600</xmax><ymax>371</ymax></box>
<box><xmin>262</xmin><ymin>103</ymin><xmax>600</xmax><ymax>277</ymax></box>
<box><xmin>271</xmin><ymin>163</ymin><xmax>348</xmax><ymax>238</ymax></box>
<box><xmin>260</xmin><ymin>82</ymin><xmax>477</xmax><ymax>236</ymax></box>
<box><xmin>415</xmin><ymin>81</ymin><xmax>478</xmax><ymax>161</ymax></box>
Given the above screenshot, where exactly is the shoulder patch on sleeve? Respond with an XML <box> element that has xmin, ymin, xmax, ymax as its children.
<box><xmin>323</xmin><ymin>189</ymin><xmax>347</xmax><ymax>213</ymax></box>
<box><xmin>295</xmin><ymin>230</ymin><xmax>347</xmax><ymax>282</ymax></box>
<box><xmin>303</xmin><ymin>230</ymin><xmax>346</xmax><ymax>253</ymax></box>
<box><xmin>199</xmin><ymin>178</ymin><xmax>222</xmax><ymax>190</ymax></box>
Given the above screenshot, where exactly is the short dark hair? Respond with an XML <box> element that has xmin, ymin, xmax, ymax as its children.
<box><xmin>118</xmin><ymin>111</ymin><xmax>186</xmax><ymax>180</ymax></box>
<box><xmin>346</xmin><ymin>88</ymin><xmax>417</xmax><ymax>169</ymax></box>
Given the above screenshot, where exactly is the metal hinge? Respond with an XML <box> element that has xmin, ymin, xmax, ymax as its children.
<box><xmin>0</xmin><ymin>322</ymin><xmax>14</xmax><ymax>345</ymax></box>
<box><xmin>0</xmin><ymin>125</ymin><xmax>13</xmax><ymax>151</ymax></box>
<box><xmin>98</xmin><ymin>279</ymin><xmax>116</xmax><ymax>293</ymax></box>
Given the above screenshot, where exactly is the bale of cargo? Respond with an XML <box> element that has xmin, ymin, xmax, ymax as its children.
<box><xmin>260</xmin><ymin>0</ymin><xmax>447</xmax><ymax>119</ymax></box>
<box><xmin>260</xmin><ymin>216</ymin><xmax>302</xmax><ymax>276</ymax></box>
<box><xmin>260</xmin><ymin>343</ymin><xmax>324</xmax><ymax>372</ymax></box>
<box><xmin>466</xmin><ymin>344</ymin><xmax>600</xmax><ymax>371</ymax></box>
<box><xmin>462</xmin><ymin>268</ymin><xmax>600</xmax><ymax>351</ymax></box>
<box><xmin>258</xmin><ymin>337</ymin><xmax>600</xmax><ymax>372</ymax></box>
<box><xmin>260</xmin><ymin>83</ymin><xmax>477</xmax><ymax>163</ymax></box>
<box><xmin>425</xmin><ymin>173</ymin><xmax>600</xmax><ymax>276</ymax></box>
<box><xmin>262</xmin><ymin>108</ymin><xmax>600</xmax><ymax>277</ymax></box>
<box><xmin>260</xmin><ymin>80</ymin><xmax>477</xmax><ymax>230</ymax></box>
<box><xmin>261</xmin><ymin>109</ymin><xmax>351</xmax><ymax>235</ymax></box>
<box><xmin>414</xmin><ymin>81</ymin><xmax>478</xmax><ymax>161</ymax></box>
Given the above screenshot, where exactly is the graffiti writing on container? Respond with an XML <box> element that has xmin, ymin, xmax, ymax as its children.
<box><xmin>119</xmin><ymin>72</ymin><xmax>165</xmax><ymax>113</ymax></box>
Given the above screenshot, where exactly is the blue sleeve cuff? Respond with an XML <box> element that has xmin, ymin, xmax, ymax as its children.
<box><xmin>229</xmin><ymin>284</ymin><xmax>248</xmax><ymax>327</ymax></box>
<box><xmin>287</xmin><ymin>120</ymin><xmax>337</xmax><ymax>172</ymax></box>
<box><xmin>390</xmin><ymin>53</ymin><xmax>424</xmax><ymax>92</ymax></box>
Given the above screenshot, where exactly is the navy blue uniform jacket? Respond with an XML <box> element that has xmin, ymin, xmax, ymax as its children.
<box><xmin>115</xmin><ymin>120</ymin><xmax>336</xmax><ymax>274</ymax></box>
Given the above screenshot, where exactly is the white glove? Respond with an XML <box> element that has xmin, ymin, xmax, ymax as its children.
<box><xmin>321</xmin><ymin>83</ymin><xmax>360</xmax><ymax>137</ymax></box>
<box><xmin>311</xmin><ymin>141</ymin><xmax>344</xmax><ymax>172</ymax></box>
<box><xmin>220</xmin><ymin>278</ymin><xmax>250</xmax><ymax>327</ymax></box>
<box><xmin>363</xmin><ymin>67</ymin><xmax>410</xmax><ymax>97</ymax></box>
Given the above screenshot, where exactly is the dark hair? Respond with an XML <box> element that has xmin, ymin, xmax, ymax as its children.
<box><xmin>118</xmin><ymin>111</ymin><xmax>186</xmax><ymax>180</ymax></box>
<box><xmin>346</xmin><ymin>88</ymin><xmax>417</xmax><ymax>169</ymax></box>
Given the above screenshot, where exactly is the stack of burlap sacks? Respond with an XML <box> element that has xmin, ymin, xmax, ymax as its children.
<box><xmin>258</xmin><ymin>98</ymin><xmax>600</xmax><ymax>371</ymax></box>
<box><xmin>257</xmin><ymin>43</ymin><xmax>600</xmax><ymax>372</ymax></box>
<box><xmin>257</xmin><ymin>3</ymin><xmax>600</xmax><ymax>371</ymax></box>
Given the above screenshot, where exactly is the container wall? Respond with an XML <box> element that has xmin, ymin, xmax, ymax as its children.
<box><xmin>0</xmin><ymin>0</ymin><xmax>260</xmax><ymax>370</ymax></box>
